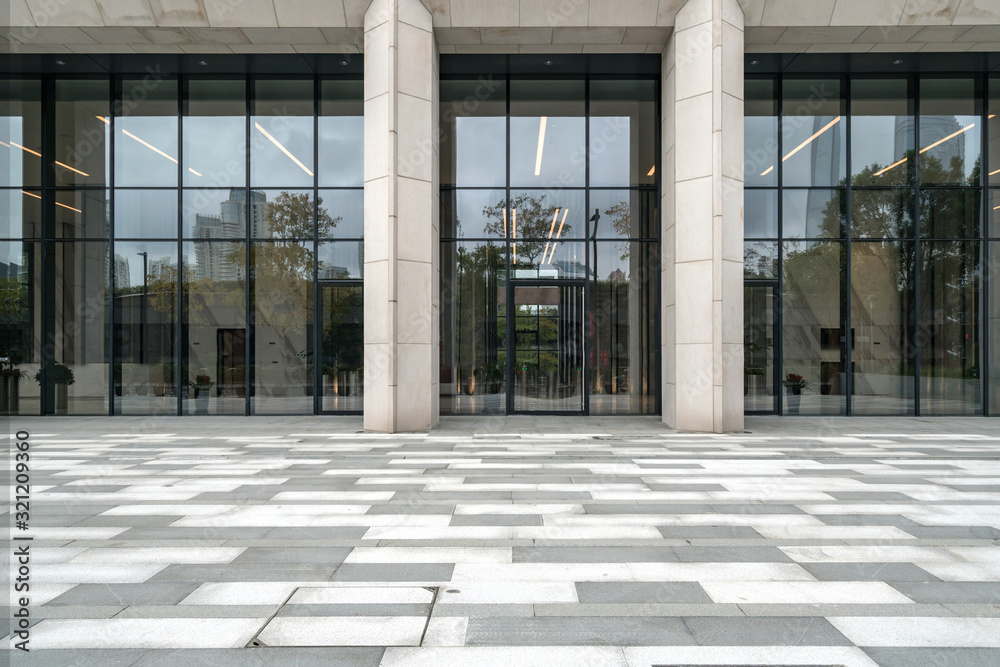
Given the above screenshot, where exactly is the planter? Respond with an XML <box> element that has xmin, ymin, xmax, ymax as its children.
<box><xmin>194</xmin><ymin>386</ymin><xmax>211</xmax><ymax>415</ymax></box>
<box><xmin>786</xmin><ymin>389</ymin><xmax>801</xmax><ymax>415</ymax></box>
<box><xmin>0</xmin><ymin>376</ymin><xmax>20</xmax><ymax>415</ymax></box>
<box><xmin>55</xmin><ymin>384</ymin><xmax>68</xmax><ymax>414</ymax></box>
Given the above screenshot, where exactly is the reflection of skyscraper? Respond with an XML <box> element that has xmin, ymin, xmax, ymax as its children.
<box><xmin>809</xmin><ymin>115</ymin><xmax>842</xmax><ymax>185</ymax></box>
<box><xmin>113</xmin><ymin>254</ymin><xmax>130</xmax><ymax>287</ymax></box>
<box><xmin>895</xmin><ymin>116</ymin><xmax>964</xmax><ymax>171</ymax></box>
<box><xmin>191</xmin><ymin>188</ymin><xmax>268</xmax><ymax>281</ymax></box>
<box><xmin>147</xmin><ymin>257</ymin><xmax>175</xmax><ymax>279</ymax></box>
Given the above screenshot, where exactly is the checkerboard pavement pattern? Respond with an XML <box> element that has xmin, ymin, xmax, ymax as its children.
<box><xmin>6</xmin><ymin>416</ymin><xmax>1000</xmax><ymax>666</ymax></box>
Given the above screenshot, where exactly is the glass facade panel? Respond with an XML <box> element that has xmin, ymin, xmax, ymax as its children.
<box><xmin>920</xmin><ymin>78</ymin><xmax>981</xmax><ymax>187</ymax></box>
<box><xmin>319</xmin><ymin>80</ymin><xmax>364</xmax><ymax>187</ymax></box>
<box><xmin>440</xmin><ymin>241</ymin><xmax>508</xmax><ymax>414</ymax></box>
<box><xmin>319</xmin><ymin>189</ymin><xmax>363</xmax><ymax>239</ymax></box>
<box><xmin>54</xmin><ymin>80</ymin><xmax>109</xmax><ymax>187</ymax></box>
<box><xmin>782</xmin><ymin>240</ymin><xmax>846</xmax><ymax>415</ymax></box>
<box><xmin>55</xmin><ymin>242</ymin><xmax>109</xmax><ymax>414</ymax></box>
<box><xmin>252</xmin><ymin>80</ymin><xmax>314</xmax><ymax>188</ymax></box>
<box><xmin>851</xmin><ymin>78</ymin><xmax>913</xmax><ymax>187</ymax></box>
<box><xmin>744</xmin><ymin>241</ymin><xmax>777</xmax><ymax>279</ymax></box>
<box><xmin>182</xmin><ymin>241</ymin><xmax>247</xmax><ymax>415</ymax></box>
<box><xmin>510</xmin><ymin>80</ymin><xmax>585</xmax><ymax>187</ymax></box>
<box><xmin>920</xmin><ymin>240</ymin><xmax>981</xmax><ymax>415</ymax></box>
<box><xmin>183</xmin><ymin>187</ymin><xmax>247</xmax><ymax>239</ymax></box>
<box><xmin>851</xmin><ymin>240</ymin><xmax>916</xmax><ymax>415</ymax></box>
<box><xmin>0</xmin><ymin>242</ymin><xmax>41</xmax><ymax>415</ymax></box>
<box><xmin>320</xmin><ymin>281</ymin><xmax>364</xmax><ymax>412</ymax></box>
<box><xmin>781</xmin><ymin>79</ymin><xmax>845</xmax><ymax>188</ymax></box>
<box><xmin>745</xmin><ymin>79</ymin><xmax>777</xmax><ymax>187</ymax></box>
<box><xmin>509</xmin><ymin>189</ymin><xmax>586</xmax><ymax>241</ymax></box>
<box><xmin>113</xmin><ymin>242</ymin><xmax>177</xmax><ymax>415</ymax></box>
<box><xmin>255</xmin><ymin>189</ymin><xmax>316</xmax><ymax>239</ymax></box>
<box><xmin>441</xmin><ymin>189</ymin><xmax>507</xmax><ymax>239</ymax></box>
<box><xmin>1</xmin><ymin>79</ymin><xmax>41</xmax><ymax>189</ymax></box>
<box><xmin>589</xmin><ymin>79</ymin><xmax>657</xmax><ymax>187</ymax></box>
<box><xmin>55</xmin><ymin>190</ymin><xmax>108</xmax><ymax>239</ymax></box>
<box><xmin>991</xmin><ymin>190</ymin><xmax>1000</xmax><ymax>238</ymax></box>
<box><xmin>115</xmin><ymin>189</ymin><xmax>178</xmax><ymax>239</ymax></box>
<box><xmin>319</xmin><ymin>241</ymin><xmax>363</xmax><ymax>280</ymax></box>
<box><xmin>851</xmin><ymin>188</ymin><xmax>913</xmax><ymax>239</ymax></box>
<box><xmin>2</xmin><ymin>189</ymin><xmax>41</xmax><ymax>239</ymax></box>
<box><xmin>990</xmin><ymin>77</ymin><xmax>999</xmax><ymax>187</ymax></box>
<box><xmin>989</xmin><ymin>242</ymin><xmax>1000</xmax><ymax>415</ymax></box>
<box><xmin>589</xmin><ymin>189</ymin><xmax>657</xmax><ymax>239</ymax></box>
<box><xmin>745</xmin><ymin>189</ymin><xmax>778</xmax><ymax>238</ymax></box>
<box><xmin>251</xmin><ymin>240</ymin><xmax>314</xmax><ymax>414</ymax></box>
<box><xmin>921</xmin><ymin>188</ymin><xmax>981</xmax><ymax>239</ymax></box>
<box><xmin>744</xmin><ymin>285</ymin><xmax>775</xmax><ymax>412</ymax></box>
<box><xmin>783</xmin><ymin>189</ymin><xmax>845</xmax><ymax>239</ymax></box>
<box><xmin>116</xmin><ymin>79</ymin><xmax>178</xmax><ymax>187</ymax></box>
<box><xmin>184</xmin><ymin>79</ymin><xmax>246</xmax><ymax>187</ymax></box>
<box><xmin>440</xmin><ymin>79</ymin><xmax>507</xmax><ymax>188</ymax></box>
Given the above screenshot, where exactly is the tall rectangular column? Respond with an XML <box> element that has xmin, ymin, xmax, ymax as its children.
<box><xmin>662</xmin><ymin>0</ymin><xmax>744</xmax><ymax>432</ymax></box>
<box><xmin>364</xmin><ymin>0</ymin><xmax>439</xmax><ymax>432</ymax></box>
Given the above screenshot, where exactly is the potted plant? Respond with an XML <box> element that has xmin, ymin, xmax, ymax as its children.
<box><xmin>34</xmin><ymin>363</ymin><xmax>75</xmax><ymax>413</ymax></box>
<box><xmin>0</xmin><ymin>366</ymin><xmax>25</xmax><ymax>415</ymax></box>
<box><xmin>189</xmin><ymin>373</ymin><xmax>215</xmax><ymax>415</ymax></box>
<box><xmin>783</xmin><ymin>372</ymin><xmax>809</xmax><ymax>414</ymax></box>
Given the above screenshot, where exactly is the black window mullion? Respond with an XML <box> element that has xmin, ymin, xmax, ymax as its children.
<box><xmin>844</xmin><ymin>73</ymin><xmax>852</xmax><ymax>416</ymax></box>
<box><xmin>245</xmin><ymin>73</ymin><xmax>252</xmax><ymax>416</ymax></box>
<box><xmin>775</xmin><ymin>74</ymin><xmax>784</xmax><ymax>415</ymax></box>
<box><xmin>176</xmin><ymin>73</ymin><xmax>184</xmax><ymax>416</ymax></box>
<box><xmin>913</xmin><ymin>74</ymin><xmax>921</xmax><ymax>416</ymax></box>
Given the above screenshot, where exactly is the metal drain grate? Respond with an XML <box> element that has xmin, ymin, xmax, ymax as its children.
<box><xmin>247</xmin><ymin>586</ymin><xmax>439</xmax><ymax>648</ymax></box>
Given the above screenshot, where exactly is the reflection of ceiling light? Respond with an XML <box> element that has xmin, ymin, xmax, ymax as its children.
<box><xmin>56</xmin><ymin>201</ymin><xmax>82</xmax><ymax>213</ymax></box>
<box><xmin>96</xmin><ymin>115</ymin><xmax>110</xmax><ymax>125</ymax></box>
<box><xmin>502</xmin><ymin>208</ymin><xmax>507</xmax><ymax>236</ymax></box>
<box><xmin>647</xmin><ymin>165</ymin><xmax>655</xmax><ymax>176</ymax></box>
<box><xmin>989</xmin><ymin>168</ymin><xmax>1000</xmax><ymax>176</ymax></box>
<box><xmin>782</xmin><ymin>116</ymin><xmax>840</xmax><ymax>163</ymax></box>
<box><xmin>512</xmin><ymin>208</ymin><xmax>517</xmax><ymax>263</ymax></box>
<box><xmin>255</xmin><ymin>122</ymin><xmax>314</xmax><ymax>176</ymax></box>
<box><xmin>534</xmin><ymin>117</ymin><xmax>547</xmax><ymax>176</ymax></box>
<box><xmin>10</xmin><ymin>142</ymin><xmax>40</xmax><ymax>157</ymax></box>
<box><xmin>873</xmin><ymin>156</ymin><xmax>907</xmax><ymax>177</ymax></box>
<box><xmin>55</xmin><ymin>160</ymin><xmax>89</xmax><ymax>176</ymax></box>
<box><xmin>188</xmin><ymin>167</ymin><xmax>203</xmax><ymax>177</ymax></box>
<box><xmin>0</xmin><ymin>140</ymin><xmax>9</xmax><ymax>147</ymax></box>
<box><xmin>556</xmin><ymin>208</ymin><xmax>568</xmax><ymax>239</ymax></box>
<box><xmin>750</xmin><ymin>59</ymin><xmax>760</xmax><ymax>66</ymax></box>
<box><xmin>547</xmin><ymin>208</ymin><xmax>560</xmax><ymax>238</ymax></box>
<box><xmin>919</xmin><ymin>123</ymin><xmax>974</xmax><ymax>155</ymax></box>
<box><xmin>122</xmin><ymin>129</ymin><xmax>178</xmax><ymax>164</ymax></box>
<box><xmin>990</xmin><ymin>114</ymin><xmax>996</xmax><ymax>119</ymax></box>
<box><xmin>55</xmin><ymin>59</ymin><xmax>66</xmax><ymax>66</ymax></box>
<box><xmin>760</xmin><ymin>165</ymin><xmax>773</xmax><ymax>177</ymax></box>
<box><xmin>543</xmin><ymin>60</ymin><xmax>554</xmax><ymax>66</ymax></box>
<box><xmin>21</xmin><ymin>190</ymin><xmax>41</xmax><ymax>200</ymax></box>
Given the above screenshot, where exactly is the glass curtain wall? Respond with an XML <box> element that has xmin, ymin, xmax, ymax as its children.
<box><xmin>746</xmin><ymin>69</ymin><xmax>993</xmax><ymax>416</ymax></box>
<box><xmin>440</xmin><ymin>64</ymin><xmax>660</xmax><ymax>415</ymax></box>
<box><xmin>1</xmin><ymin>67</ymin><xmax>362</xmax><ymax>415</ymax></box>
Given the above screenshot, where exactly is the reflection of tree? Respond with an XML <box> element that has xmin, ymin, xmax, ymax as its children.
<box><xmin>605</xmin><ymin>200</ymin><xmax>630</xmax><ymax>260</ymax></box>
<box><xmin>453</xmin><ymin>242</ymin><xmax>505</xmax><ymax>392</ymax></box>
<box><xmin>323</xmin><ymin>286</ymin><xmax>363</xmax><ymax>371</ymax></box>
<box><xmin>0</xmin><ymin>275</ymin><xmax>28</xmax><ymax>364</ymax></box>
<box><xmin>743</xmin><ymin>241</ymin><xmax>777</xmax><ymax>280</ymax></box>
<box><xmin>483</xmin><ymin>193</ymin><xmax>571</xmax><ymax>266</ymax></box>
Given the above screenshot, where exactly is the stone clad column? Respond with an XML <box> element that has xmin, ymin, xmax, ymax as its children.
<box><xmin>364</xmin><ymin>0</ymin><xmax>439</xmax><ymax>432</ymax></box>
<box><xmin>661</xmin><ymin>0</ymin><xmax>744</xmax><ymax>432</ymax></box>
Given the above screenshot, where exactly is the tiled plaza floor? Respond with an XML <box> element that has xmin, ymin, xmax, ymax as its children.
<box><xmin>5</xmin><ymin>415</ymin><xmax>1000</xmax><ymax>666</ymax></box>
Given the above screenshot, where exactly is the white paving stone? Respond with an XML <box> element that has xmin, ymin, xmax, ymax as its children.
<box><xmin>343</xmin><ymin>547</ymin><xmax>512</xmax><ymax>564</ymax></box>
<box><xmin>288</xmin><ymin>587</ymin><xmax>434</xmax><ymax>604</ymax></box>
<box><xmin>31</xmin><ymin>564</ymin><xmax>168</xmax><ymax>584</ymax></box>
<box><xmin>68</xmin><ymin>547</ymin><xmax>245</xmax><ymax>564</ymax></box>
<box><xmin>30</xmin><ymin>618</ymin><xmax>266</xmax><ymax>649</ymax></box>
<box><xmin>179</xmin><ymin>582</ymin><xmax>303</xmax><ymax>605</ymax></box>
<box><xmin>623</xmin><ymin>646</ymin><xmax>879</xmax><ymax>667</ymax></box>
<box><xmin>420</xmin><ymin>616</ymin><xmax>469</xmax><ymax>647</ymax></box>
<box><xmin>382</xmin><ymin>646</ymin><xmax>629</xmax><ymax>666</ymax></box>
<box><xmin>830</xmin><ymin>617</ymin><xmax>1000</xmax><ymax>647</ymax></box>
<box><xmin>437</xmin><ymin>582</ymin><xmax>579</xmax><ymax>604</ymax></box>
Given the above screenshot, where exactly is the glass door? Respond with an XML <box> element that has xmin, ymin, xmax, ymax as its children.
<box><xmin>318</xmin><ymin>281</ymin><xmax>363</xmax><ymax>413</ymax></box>
<box><xmin>509</xmin><ymin>281</ymin><xmax>585</xmax><ymax>413</ymax></box>
<box><xmin>744</xmin><ymin>283</ymin><xmax>777</xmax><ymax>413</ymax></box>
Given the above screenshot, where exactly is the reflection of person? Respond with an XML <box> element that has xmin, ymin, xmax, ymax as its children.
<box><xmin>590</xmin><ymin>208</ymin><xmax>601</xmax><ymax>281</ymax></box>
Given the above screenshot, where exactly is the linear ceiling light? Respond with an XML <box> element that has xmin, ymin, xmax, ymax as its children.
<box><xmin>782</xmin><ymin>116</ymin><xmax>841</xmax><ymax>163</ymax></box>
<box><xmin>0</xmin><ymin>140</ymin><xmax>10</xmax><ymax>147</ymax></box>
<box><xmin>534</xmin><ymin>117</ymin><xmax>547</xmax><ymax>176</ymax></box>
<box><xmin>760</xmin><ymin>165</ymin><xmax>774</xmax><ymax>177</ymax></box>
<box><xmin>990</xmin><ymin>168</ymin><xmax>1000</xmax><ymax>177</ymax></box>
<box><xmin>255</xmin><ymin>122</ymin><xmax>313</xmax><ymax>176</ymax></box>
<box><xmin>10</xmin><ymin>142</ymin><xmax>41</xmax><ymax>157</ymax></box>
<box><xmin>919</xmin><ymin>123</ymin><xmax>974</xmax><ymax>155</ymax></box>
<box><xmin>56</xmin><ymin>201</ymin><xmax>82</xmax><ymax>213</ymax></box>
<box><xmin>556</xmin><ymin>208</ymin><xmax>569</xmax><ymax>239</ymax></box>
<box><xmin>647</xmin><ymin>165</ymin><xmax>655</xmax><ymax>176</ymax></box>
<box><xmin>55</xmin><ymin>160</ymin><xmax>89</xmax><ymax>176</ymax></box>
<box><xmin>873</xmin><ymin>157</ymin><xmax>908</xmax><ymax>177</ymax></box>
<box><xmin>21</xmin><ymin>190</ymin><xmax>41</xmax><ymax>200</ymax></box>
<box><xmin>96</xmin><ymin>116</ymin><xmax>109</xmax><ymax>125</ymax></box>
<box><xmin>122</xmin><ymin>129</ymin><xmax>178</xmax><ymax>164</ymax></box>
<box><xmin>502</xmin><ymin>208</ymin><xmax>507</xmax><ymax>236</ymax></box>
<box><xmin>544</xmin><ymin>208</ymin><xmax>570</xmax><ymax>265</ymax></box>
<box><xmin>512</xmin><ymin>208</ymin><xmax>517</xmax><ymax>263</ymax></box>
<box><xmin>188</xmin><ymin>167</ymin><xmax>203</xmax><ymax>177</ymax></box>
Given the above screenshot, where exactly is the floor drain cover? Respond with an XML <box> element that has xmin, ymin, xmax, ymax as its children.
<box><xmin>249</xmin><ymin>586</ymin><xmax>437</xmax><ymax>647</ymax></box>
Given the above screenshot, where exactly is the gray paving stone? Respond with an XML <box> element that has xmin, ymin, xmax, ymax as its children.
<box><xmin>709</xmin><ymin>504</ymin><xmax>806</xmax><ymax>514</ymax></box>
<box><xmin>825</xmin><ymin>491</ymin><xmax>915</xmax><ymax>500</ymax></box>
<box><xmin>814</xmin><ymin>514</ymin><xmax>923</xmax><ymax>527</ymax></box>
<box><xmin>366</xmin><ymin>504</ymin><xmax>456</xmax><ymax>515</ymax></box>
<box><xmin>646</xmin><ymin>484</ymin><xmax>728</xmax><ymax>491</ymax></box>
<box><xmin>656</xmin><ymin>526</ymin><xmax>764</xmax><ymax>539</ymax></box>
<box><xmin>130</xmin><ymin>647</ymin><xmax>385</xmax><ymax>666</ymax></box>
<box><xmin>681</xmin><ymin>616</ymin><xmax>853</xmax><ymax>646</ymax></box>
<box><xmin>150</xmin><ymin>564</ymin><xmax>338</xmax><ymax>582</ymax></box>
<box><xmin>232</xmin><ymin>547</ymin><xmax>353</xmax><ymax>565</ymax></box>
<box><xmin>331</xmin><ymin>563</ymin><xmax>454</xmax><ymax>582</ymax></box>
<box><xmin>801</xmin><ymin>562</ymin><xmax>943</xmax><ymax>582</ymax></box>
<box><xmin>672</xmin><ymin>546</ymin><xmax>793</xmax><ymax>563</ymax></box>
<box><xmin>514</xmin><ymin>547</ymin><xmax>679</xmax><ymax>562</ymax></box>
<box><xmin>891</xmin><ymin>583</ymin><xmax>1000</xmax><ymax>604</ymax></box>
<box><xmin>945</xmin><ymin>485</ymin><xmax>1000</xmax><ymax>492</ymax></box>
<box><xmin>263</xmin><ymin>527</ymin><xmax>368</xmax><ymax>540</ymax></box>
<box><xmin>118</xmin><ymin>527</ymin><xmax>272</xmax><ymax>540</ymax></box>
<box><xmin>450</xmin><ymin>514</ymin><xmax>543</xmax><ymax>526</ymax></box>
<box><xmin>576</xmin><ymin>582</ymin><xmax>712</xmax><ymax>604</ymax></box>
<box><xmin>8</xmin><ymin>649</ymin><xmax>149</xmax><ymax>667</ymax></box>
<box><xmin>466</xmin><ymin>616</ymin><xmax>696</xmax><ymax>646</ymax></box>
<box><xmin>900</xmin><ymin>525</ymin><xmax>1000</xmax><ymax>539</ymax></box>
<box><xmin>534</xmin><ymin>602</ymin><xmax>743</xmax><ymax>616</ymax></box>
<box><xmin>113</xmin><ymin>605</ymin><xmax>279</xmax><ymax>618</ymax></box>
<box><xmin>584</xmin><ymin>504</ymin><xmax>715</xmax><ymax>514</ymax></box>
<box><xmin>856</xmin><ymin>477</ymin><xmax>934</xmax><ymax>485</ymax></box>
<box><xmin>46</xmin><ymin>583</ymin><xmax>201</xmax><ymax>607</ymax></box>
<box><xmin>789</xmin><ymin>469</ymin><xmax>862</xmax><ymax>476</ymax></box>
<box><xmin>862</xmin><ymin>648</ymin><xmax>1000</xmax><ymax>667</ymax></box>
